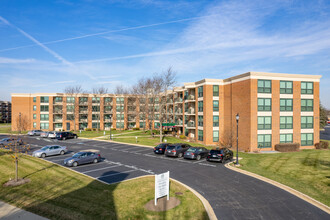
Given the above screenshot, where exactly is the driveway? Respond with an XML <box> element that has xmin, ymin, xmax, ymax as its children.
<box><xmin>5</xmin><ymin>135</ymin><xmax>329</xmax><ymax>220</ymax></box>
<box><xmin>320</xmin><ymin>125</ymin><xmax>330</xmax><ymax>141</ymax></box>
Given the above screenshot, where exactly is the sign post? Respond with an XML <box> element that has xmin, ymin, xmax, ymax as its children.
<box><xmin>155</xmin><ymin>171</ymin><xmax>170</xmax><ymax>206</ymax></box>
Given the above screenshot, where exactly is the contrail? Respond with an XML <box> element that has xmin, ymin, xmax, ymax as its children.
<box><xmin>0</xmin><ymin>16</ymin><xmax>71</xmax><ymax>65</ymax></box>
<box><xmin>0</xmin><ymin>14</ymin><xmax>216</xmax><ymax>53</ymax></box>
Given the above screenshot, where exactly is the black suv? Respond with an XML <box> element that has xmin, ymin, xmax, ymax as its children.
<box><xmin>165</xmin><ymin>143</ymin><xmax>191</xmax><ymax>157</ymax></box>
<box><xmin>154</xmin><ymin>143</ymin><xmax>171</xmax><ymax>154</ymax></box>
<box><xmin>56</xmin><ymin>132</ymin><xmax>78</xmax><ymax>140</ymax></box>
<box><xmin>207</xmin><ymin>148</ymin><xmax>233</xmax><ymax>163</ymax></box>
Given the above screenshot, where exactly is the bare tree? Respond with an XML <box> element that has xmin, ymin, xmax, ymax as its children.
<box><xmin>64</xmin><ymin>85</ymin><xmax>83</xmax><ymax>131</ymax></box>
<box><xmin>159</xmin><ymin>67</ymin><xmax>177</xmax><ymax>142</ymax></box>
<box><xmin>15</xmin><ymin>113</ymin><xmax>28</xmax><ymax>132</ymax></box>
<box><xmin>132</xmin><ymin>78</ymin><xmax>149</xmax><ymax>131</ymax></box>
<box><xmin>218</xmin><ymin>130</ymin><xmax>234</xmax><ymax>149</ymax></box>
<box><xmin>92</xmin><ymin>86</ymin><xmax>108</xmax><ymax>131</ymax></box>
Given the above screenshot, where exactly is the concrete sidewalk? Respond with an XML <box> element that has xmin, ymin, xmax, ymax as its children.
<box><xmin>0</xmin><ymin>201</ymin><xmax>48</xmax><ymax>220</ymax></box>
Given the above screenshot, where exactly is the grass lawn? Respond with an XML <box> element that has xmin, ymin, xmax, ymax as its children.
<box><xmin>110</xmin><ymin>136</ymin><xmax>209</xmax><ymax>148</ymax></box>
<box><xmin>0</xmin><ymin>123</ymin><xmax>21</xmax><ymax>134</ymax></box>
<box><xmin>237</xmin><ymin>149</ymin><xmax>330</xmax><ymax>206</ymax></box>
<box><xmin>77</xmin><ymin>129</ymin><xmax>140</xmax><ymax>138</ymax></box>
<box><xmin>0</xmin><ymin>151</ymin><xmax>208</xmax><ymax>220</ymax></box>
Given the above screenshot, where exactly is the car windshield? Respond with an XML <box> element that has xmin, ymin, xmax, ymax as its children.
<box><xmin>210</xmin><ymin>150</ymin><xmax>223</xmax><ymax>154</ymax></box>
<box><xmin>166</xmin><ymin>146</ymin><xmax>175</xmax><ymax>150</ymax></box>
<box><xmin>156</xmin><ymin>144</ymin><xmax>167</xmax><ymax>148</ymax></box>
<box><xmin>1</xmin><ymin>138</ymin><xmax>9</xmax><ymax>141</ymax></box>
<box><xmin>72</xmin><ymin>152</ymin><xmax>83</xmax><ymax>158</ymax></box>
<box><xmin>187</xmin><ymin>148</ymin><xmax>198</xmax><ymax>152</ymax></box>
<box><xmin>41</xmin><ymin>146</ymin><xmax>50</xmax><ymax>151</ymax></box>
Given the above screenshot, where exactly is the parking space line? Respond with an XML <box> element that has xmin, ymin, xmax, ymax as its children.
<box><xmin>193</xmin><ymin>160</ymin><xmax>207</xmax><ymax>164</ymax></box>
<box><xmin>98</xmin><ymin>169</ymin><xmax>137</xmax><ymax>178</ymax></box>
<box><xmin>70</xmin><ymin>162</ymin><xmax>109</xmax><ymax>169</ymax></box>
<box><xmin>198</xmin><ymin>163</ymin><xmax>216</xmax><ymax>167</ymax></box>
<box><xmin>45</xmin><ymin>158</ymin><xmax>65</xmax><ymax>162</ymax></box>
<box><xmin>134</xmin><ymin>148</ymin><xmax>152</xmax><ymax>153</ymax></box>
<box><xmin>118</xmin><ymin>146</ymin><xmax>144</xmax><ymax>151</ymax></box>
<box><xmin>82</xmin><ymin>165</ymin><xmax>122</xmax><ymax>174</ymax></box>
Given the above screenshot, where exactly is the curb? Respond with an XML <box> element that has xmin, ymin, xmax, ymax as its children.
<box><xmin>225</xmin><ymin>161</ymin><xmax>330</xmax><ymax>215</ymax></box>
<box><xmin>78</xmin><ymin>137</ymin><xmax>154</xmax><ymax>148</ymax></box>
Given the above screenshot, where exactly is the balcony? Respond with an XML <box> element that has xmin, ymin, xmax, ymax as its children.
<box><xmin>128</xmin><ymin>117</ymin><xmax>136</xmax><ymax>122</ymax></box>
<box><xmin>79</xmin><ymin>110</ymin><xmax>88</xmax><ymax>114</ymax></box>
<box><xmin>79</xmin><ymin>118</ymin><xmax>88</xmax><ymax>122</ymax></box>
<box><xmin>104</xmin><ymin>101</ymin><xmax>113</xmax><ymax>106</ymax></box>
<box><xmin>166</xmin><ymin>99</ymin><xmax>173</xmax><ymax>104</ymax></box>
<box><xmin>187</xmin><ymin>95</ymin><xmax>195</xmax><ymax>101</ymax></box>
<box><xmin>185</xmin><ymin>108</ymin><xmax>195</xmax><ymax>115</ymax></box>
<box><xmin>186</xmin><ymin>121</ymin><xmax>196</xmax><ymax>128</ymax></box>
<box><xmin>175</xmin><ymin>98</ymin><xmax>183</xmax><ymax>103</ymax></box>
<box><xmin>104</xmin><ymin>118</ymin><xmax>113</xmax><ymax>122</ymax></box>
<box><xmin>104</xmin><ymin>109</ymin><xmax>113</xmax><ymax>114</ymax></box>
<box><xmin>79</xmin><ymin>102</ymin><xmax>88</xmax><ymax>106</ymax></box>
<box><xmin>175</xmin><ymin>109</ymin><xmax>183</xmax><ymax>114</ymax></box>
<box><xmin>53</xmin><ymin>118</ymin><xmax>63</xmax><ymax>123</ymax></box>
<box><xmin>53</xmin><ymin>110</ymin><xmax>63</xmax><ymax>114</ymax></box>
<box><xmin>53</xmin><ymin>101</ymin><xmax>63</xmax><ymax>105</ymax></box>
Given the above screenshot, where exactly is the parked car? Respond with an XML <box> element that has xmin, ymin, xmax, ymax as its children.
<box><xmin>207</xmin><ymin>148</ymin><xmax>233</xmax><ymax>163</ymax></box>
<box><xmin>27</xmin><ymin>130</ymin><xmax>43</xmax><ymax>136</ymax></box>
<box><xmin>40</xmin><ymin>132</ymin><xmax>49</xmax><ymax>138</ymax></box>
<box><xmin>32</xmin><ymin>145</ymin><xmax>67</xmax><ymax>158</ymax></box>
<box><xmin>165</xmin><ymin>143</ymin><xmax>191</xmax><ymax>157</ymax></box>
<box><xmin>0</xmin><ymin>138</ymin><xmax>23</xmax><ymax>146</ymax></box>
<box><xmin>56</xmin><ymin>132</ymin><xmax>78</xmax><ymax>140</ymax></box>
<box><xmin>47</xmin><ymin>131</ymin><xmax>57</xmax><ymax>139</ymax></box>
<box><xmin>154</xmin><ymin>143</ymin><xmax>172</xmax><ymax>154</ymax></box>
<box><xmin>64</xmin><ymin>151</ymin><xmax>101</xmax><ymax>167</ymax></box>
<box><xmin>184</xmin><ymin>147</ymin><xmax>209</xmax><ymax>160</ymax></box>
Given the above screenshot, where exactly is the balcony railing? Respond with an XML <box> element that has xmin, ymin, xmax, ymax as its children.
<box><xmin>175</xmin><ymin>109</ymin><xmax>183</xmax><ymax>114</ymax></box>
<box><xmin>188</xmin><ymin>95</ymin><xmax>195</xmax><ymax>100</ymax></box>
<box><xmin>175</xmin><ymin>98</ymin><xmax>183</xmax><ymax>103</ymax></box>
<box><xmin>79</xmin><ymin>110</ymin><xmax>88</xmax><ymax>114</ymax></box>
<box><xmin>53</xmin><ymin>110</ymin><xmax>63</xmax><ymax>114</ymax></box>
<box><xmin>79</xmin><ymin>119</ymin><xmax>88</xmax><ymax>122</ymax></box>
<box><xmin>53</xmin><ymin>118</ymin><xmax>63</xmax><ymax>122</ymax></box>
<box><xmin>187</xmin><ymin>121</ymin><xmax>195</xmax><ymax>128</ymax></box>
<box><xmin>53</xmin><ymin>101</ymin><xmax>63</xmax><ymax>105</ymax></box>
<box><xmin>104</xmin><ymin>118</ymin><xmax>113</xmax><ymax>122</ymax></box>
<box><xmin>79</xmin><ymin>102</ymin><xmax>88</xmax><ymax>105</ymax></box>
<box><xmin>104</xmin><ymin>101</ymin><xmax>113</xmax><ymax>105</ymax></box>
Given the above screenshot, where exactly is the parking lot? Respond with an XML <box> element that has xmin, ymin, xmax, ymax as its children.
<box><xmin>2</xmin><ymin>134</ymin><xmax>329</xmax><ymax>220</ymax></box>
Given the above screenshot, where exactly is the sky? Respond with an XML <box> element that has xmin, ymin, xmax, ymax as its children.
<box><xmin>0</xmin><ymin>0</ymin><xmax>329</xmax><ymax>108</ymax></box>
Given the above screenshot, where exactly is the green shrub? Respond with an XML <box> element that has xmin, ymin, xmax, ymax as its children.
<box><xmin>179</xmin><ymin>135</ymin><xmax>186</xmax><ymax>139</ymax></box>
<box><xmin>111</xmin><ymin>128</ymin><xmax>116</xmax><ymax>131</ymax></box>
<box><xmin>275</xmin><ymin>143</ymin><xmax>300</xmax><ymax>152</ymax></box>
<box><xmin>315</xmin><ymin>141</ymin><xmax>329</xmax><ymax>149</ymax></box>
<box><xmin>133</xmin><ymin>128</ymin><xmax>140</xmax><ymax>130</ymax></box>
<box><xmin>85</xmin><ymin>128</ymin><xmax>92</xmax><ymax>131</ymax></box>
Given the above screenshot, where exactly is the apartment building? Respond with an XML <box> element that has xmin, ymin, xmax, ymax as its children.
<box><xmin>11</xmin><ymin>72</ymin><xmax>321</xmax><ymax>151</ymax></box>
<box><xmin>0</xmin><ymin>101</ymin><xmax>11</xmax><ymax>123</ymax></box>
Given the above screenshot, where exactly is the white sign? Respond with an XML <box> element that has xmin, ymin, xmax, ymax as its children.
<box><xmin>155</xmin><ymin>171</ymin><xmax>170</xmax><ymax>205</ymax></box>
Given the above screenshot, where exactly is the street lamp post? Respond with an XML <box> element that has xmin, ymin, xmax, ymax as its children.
<box><xmin>109</xmin><ymin>115</ymin><xmax>112</xmax><ymax>140</ymax></box>
<box><xmin>236</xmin><ymin>113</ymin><xmax>239</xmax><ymax>165</ymax></box>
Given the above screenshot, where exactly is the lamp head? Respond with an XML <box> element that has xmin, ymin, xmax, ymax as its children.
<box><xmin>236</xmin><ymin>113</ymin><xmax>239</xmax><ymax>122</ymax></box>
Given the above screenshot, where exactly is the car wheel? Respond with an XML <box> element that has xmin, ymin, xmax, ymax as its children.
<box><xmin>41</xmin><ymin>153</ymin><xmax>46</xmax><ymax>158</ymax></box>
<box><xmin>73</xmin><ymin>162</ymin><xmax>78</xmax><ymax>167</ymax></box>
<box><xmin>63</xmin><ymin>137</ymin><xmax>66</xmax><ymax>140</ymax></box>
<box><xmin>178</xmin><ymin>153</ymin><xmax>183</xmax><ymax>158</ymax></box>
<box><xmin>60</xmin><ymin>150</ymin><xmax>64</xmax><ymax>155</ymax></box>
<box><xmin>93</xmin><ymin>158</ymin><xmax>98</xmax><ymax>164</ymax></box>
<box><xmin>74</xmin><ymin>136</ymin><xmax>77</xmax><ymax>139</ymax></box>
<box><xmin>196</xmin><ymin>155</ymin><xmax>201</xmax><ymax>161</ymax></box>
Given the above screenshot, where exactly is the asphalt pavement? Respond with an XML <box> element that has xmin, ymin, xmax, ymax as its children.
<box><xmin>320</xmin><ymin>125</ymin><xmax>330</xmax><ymax>140</ymax></box>
<box><xmin>2</xmin><ymin>135</ymin><xmax>329</xmax><ymax>220</ymax></box>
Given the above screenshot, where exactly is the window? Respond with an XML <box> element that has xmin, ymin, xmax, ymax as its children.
<box><xmin>280</xmin><ymin>81</ymin><xmax>293</xmax><ymax>94</ymax></box>
<box><xmin>301</xmin><ymin>82</ymin><xmax>313</xmax><ymax>94</ymax></box>
<box><xmin>67</xmin><ymin>105</ymin><xmax>74</xmax><ymax>112</ymax></box>
<box><xmin>33</xmin><ymin>105</ymin><xmax>36</xmax><ymax>111</ymax></box>
<box><xmin>198</xmin><ymin>86</ymin><xmax>203</xmax><ymax>97</ymax></box>
<box><xmin>213</xmin><ymin>131</ymin><xmax>219</xmax><ymax>142</ymax></box>
<box><xmin>213</xmin><ymin>85</ymin><xmax>219</xmax><ymax>96</ymax></box>
<box><xmin>258</xmin><ymin>134</ymin><xmax>271</xmax><ymax>148</ymax></box>
<box><xmin>198</xmin><ymin>101</ymin><xmax>203</xmax><ymax>112</ymax></box>
<box><xmin>33</xmin><ymin>97</ymin><xmax>36</xmax><ymax>102</ymax></box>
<box><xmin>92</xmin><ymin>97</ymin><xmax>100</xmax><ymax>103</ymax></box>
<box><xmin>301</xmin><ymin>133</ymin><xmax>313</xmax><ymax>146</ymax></box>
<box><xmin>66</xmin><ymin>97</ymin><xmax>75</xmax><ymax>103</ymax></box>
<box><xmin>54</xmin><ymin>97</ymin><xmax>62</xmax><ymax>103</ymax></box>
<box><xmin>213</xmin><ymin>100</ymin><xmax>219</xmax><ymax>111</ymax></box>
<box><xmin>79</xmin><ymin>97</ymin><xmax>88</xmax><ymax>104</ymax></box>
<box><xmin>92</xmin><ymin>106</ymin><xmax>100</xmax><ymax>112</ymax></box>
<box><xmin>104</xmin><ymin>114</ymin><xmax>112</xmax><ymax>120</ymax></box>
<box><xmin>184</xmin><ymin>91</ymin><xmax>188</xmax><ymax>100</ymax></box>
<box><xmin>198</xmin><ymin>130</ymin><xmax>203</xmax><ymax>141</ymax></box>
<box><xmin>40</xmin><ymin>105</ymin><xmax>49</xmax><ymax>112</ymax></box>
<box><xmin>154</xmin><ymin>122</ymin><xmax>160</xmax><ymax>128</ymax></box>
<box><xmin>116</xmin><ymin>105</ymin><xmax>124</xmax><ymax>112</ymax></box>
<box><xmin>116</xmin><ymin>114</ymin><xmax>124</xmax><ymax>120</ymax></box>
<box><xmin>301</xmin><ymin>99</ymin><xmax>313</xmax><ymax>111</ymax></box>
<box><xmin>54</xmin><ymin>123</ymin><xmax>62</xmax><ymax>128</ymax></box>
<box><xmin>258</xmin><ymin>98</ymin><xmax>271</xmax><ymax>111</ymax></box>
<box><xmin>258</xmin><ymin>80</ymin><xmax>271</xmax><ymax>93</ymax></box>
<box><xmin>104</xmin><ymin>106</ymin><xmax>112</xmax><ymax>113</ymax></box>
<box><xmin>40</xmin><ymin>123</ymin><xmax>49</xmax><ymax>129</ymax></box>
<box><xmin>213</xmin><ymin>116</ymin><xmax>219</xmax><ymax>127</ymax></box>
<box><xmin>40</xmin><ymin>114</ymin><xmax>49</xmax><ymax>121</ymax></box>
<box><xmin>280</xmin><ymin>116</ymin><xmax>293</xmax><ymax>129</ymax></box>
<box><xmin>40</xmin><ymin>96</ymin><xmax>49</xmax><ymax>103</ymax></box>
<box><xmin>33</xmin><ymin>114</ymin><xmax>36</xmax><ymax>119</ymax></box>
<box><xmin>104</xmin><ymin>123</ymin><xmax>112</xmax><ymax>128</ymax></box>
<box><xmin>92</xmin><ymin>114</ymin><xmax>99</xmax><ymax>120</ymax></box>
<box><xmin>104</xmin><ymin>97</ymin><xmax>112</xmax><ymax>104</ymax></box>
<box><xmin>301</xmin><ymin>116</ymin><xmax>313</xmax><ymax>129</ymax></box>
<box><xmin>280</xmin><ymin>99</ymin><xmax>293</xmax><ymax>111</ymax></box>
<box><xmin>116</xmin><ymin>97</ymin><xmax>124</xmax><ymax>105</ymax></box>
<box><xmin>116</xmin><ymin>122</ymin><xmax>124</xmax><ymax>128</ymax></box>
<box><xmin>33</xmin><ymin>122</ymin><xmax>36</xmax><ymax>128</ymax></box>
<box><xmin>198</xmin><ymin>116</ymin><xmax>203</xmax><ymax>126</ymax></box>
<box><xmin>139</xmin><ymin>122</ymin><xmax>145</xmax><ymax>128</ymax></box>
<box><xmin>280</xmin><ymin>134</ymin><xmax>293</xmax><ymax>143</ymax></box>
<box><xmin>92</xmin><ymin>122</ymin><xmax>100</xmax><ymax>129</ymax></box>
<box><xmin>258</xmin><ymin>116</ymin><xmax>271</xmax><ymax>130</ymax></box>
<box><xmin>66</xmin><ymin>114</ymin><xmax>74</xmax><ymax>120</ymax></box>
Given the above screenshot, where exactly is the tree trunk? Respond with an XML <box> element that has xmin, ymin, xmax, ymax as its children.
<box><xmin>15</xmin><ymin>158</ymin><xmax>18</xmax><ymax>182</ymax></box>
<box><xmin>160</xmin><ymin>125</ymin><xmax>163</xmax><ymax>143</ymax></box>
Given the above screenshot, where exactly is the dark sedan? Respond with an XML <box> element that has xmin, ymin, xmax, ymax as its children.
<box><xmin>64</xmin><ymin>151</ymin><xmax>101</xmax><ymax>167</ymax></box>
<box><xmin>56</xmin><ymin>132</ymin><xmax>78</xmax><ymax>140</ymax></box>
<box><xmin>165</xmin><ymin>143</ymin><xmax>191</xmax><ymax>158</ymax></box>
<box><xmin>184</xmin><ymin>147</ymin><xmax>209</xmax><ymax>160</ymax></box>
<box><xmin>153</xmin><ymin>143</ymin><xmax>172</xmax><ymax>154</ymax></box>
<box><xmin>207</xmin><ymin>148</ymin><xmax>233</xmax><ymax>163</ymax></box>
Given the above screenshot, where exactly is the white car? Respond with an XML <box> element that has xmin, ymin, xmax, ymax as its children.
<box><xmin>40</xmin><ymin>132</ymin><xmax>49</xmax><ymax>138</ymax></box>
<box><xmin>48</xmin><ymin>131</ymin><xmax>57</xmax><ymax>139</ymax></box>
<box><xmin>32</xmin><ymin>145</ymin><xmax>67</xmax><ymax>158</ymax></box>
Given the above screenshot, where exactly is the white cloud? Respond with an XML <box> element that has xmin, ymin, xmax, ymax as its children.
<box><xmin>0</xmin><ymin>57</ymin><xmax>35</xmax><ymax>64</ymax></box>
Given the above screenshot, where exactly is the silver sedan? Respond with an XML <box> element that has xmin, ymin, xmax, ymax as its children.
<box><xmin>32</xmin><ymin>145</ymin><xmax>67</xmax><ymax>158</ymax></box>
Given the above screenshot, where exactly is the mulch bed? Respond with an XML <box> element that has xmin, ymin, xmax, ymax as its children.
<box><xmin>3</xmin><ymin>178</ymin><xmax>30</xmax><ymax>187</ymax></box>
